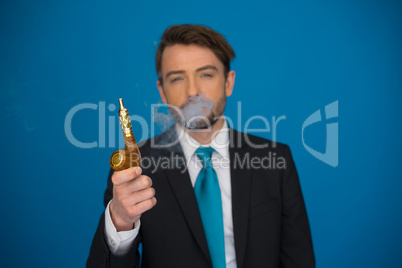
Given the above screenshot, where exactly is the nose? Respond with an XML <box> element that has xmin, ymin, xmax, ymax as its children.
<box><xmin>186</xmin><ymin>77</ymin><xmax>201</xmax><ymax>97</ymax></box>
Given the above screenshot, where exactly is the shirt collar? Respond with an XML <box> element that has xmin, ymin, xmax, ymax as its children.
<box><xmin>176</xmin><ymin>120</ymin><xmax>230</xmax><ymax>163</ymax></box>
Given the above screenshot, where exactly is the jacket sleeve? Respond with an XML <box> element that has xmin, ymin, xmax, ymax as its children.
<box><xmin>280</xmin><ymin>145</ymin><xmax>315</xmax><ymax>268</ymax></box>
<box><xmin>86</xmin><ymin>169</ymin><xmax>142</xmax><ymax>268</ymax></box>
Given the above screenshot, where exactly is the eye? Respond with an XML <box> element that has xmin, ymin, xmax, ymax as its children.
<box><xmin>201</xmin><ymin>73</ymin><xmax>213</xmax><ymax>78</ymax></box>
<box><xmin>170</xmin><ymin>77</ymin><xmax>182</xmax><ymax>83</ymax></box>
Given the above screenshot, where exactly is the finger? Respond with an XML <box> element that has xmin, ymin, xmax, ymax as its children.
<box><xmin>131</xmin><ymin>175</ymin><xmax>153</xmax><ymax>192</ymax></box>
<box><xmin>120</xmin><ymin>187</ymin><xmax>156</xmax><ymax>208</ymax></box>
<box><xmin>114</xmin><ymin>175</ymin><xmax>153</xmax><ymax>198</ymax></box>
<box><xmin>112</xmin><ymin>167</ymin><xmax>142</xmax><ymax>186</ymax></box>
<box><xmin>133</xmin><ymin>187</ymin><xmax>156</xmax><ymax>204</ymax></box>
<box><xmin>127</xmin><ymin>197</ymin><xmax>157</xmax><ymax>218</ymax></box>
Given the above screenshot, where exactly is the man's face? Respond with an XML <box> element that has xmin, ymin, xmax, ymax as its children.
<box><xmin>157</xmin><ymin>44</ymin><xmax>235</xmax><ymax>129</ymax></box>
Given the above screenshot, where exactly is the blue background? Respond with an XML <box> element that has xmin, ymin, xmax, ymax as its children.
<box><xmin>1</xmin><ymin>0</ymin><xmax>401</xmax><ymax>267</ymax></box>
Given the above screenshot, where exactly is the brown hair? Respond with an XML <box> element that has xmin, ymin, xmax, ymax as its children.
<box><xmin>155</xmin><ymin>24</ymin><xmax>235</xmax><ymax>85</ymax></box>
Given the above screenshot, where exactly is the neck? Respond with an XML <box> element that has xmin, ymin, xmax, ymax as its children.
<box><xmin>182</xmin><ymin>117</ymin><xmax>225</xmax><ymax>145</ymax></box>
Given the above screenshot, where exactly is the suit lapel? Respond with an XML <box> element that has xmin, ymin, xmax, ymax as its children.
<box><xmin>156</xmin><ymin>127</ymin><xmax>212</xmax><ymax>264</ymax></box>
<box><xmin>229</xmin><ymin>128</ymin><xmax>252</xmax><ymax>268</ymax></box>
<box><xmin>164</xmin><ymin>160</ymin><xmax>211</xmax><ymax>264</ymax></box>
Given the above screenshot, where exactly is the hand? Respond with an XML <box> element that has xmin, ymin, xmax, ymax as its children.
<box><xmin>109</xmin><ymin>167</ymin><xmax>157</xmax><ymax>232</ymax></box>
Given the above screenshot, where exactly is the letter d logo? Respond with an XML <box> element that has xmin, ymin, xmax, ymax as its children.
<box><xmin>302</xmin><ymin>101</ymin><xmax>339</xmax><ymax>167</ymax></box>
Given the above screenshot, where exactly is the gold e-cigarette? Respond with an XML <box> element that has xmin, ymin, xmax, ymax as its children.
<box><xmin>109</xmin><ymin>98</ymin><xmax>141</xmax><ymax>171</ymax></box>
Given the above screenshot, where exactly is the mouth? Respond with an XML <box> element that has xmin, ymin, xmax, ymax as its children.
<box><xmin>201</xmin><ymin>106</ymin><xmax>210</xmax><ymax>115</ymax></box>
<box><xmin>176</xmin><ymin>93</ymin><xmax>213</xmax><ymax>129</ymax></box>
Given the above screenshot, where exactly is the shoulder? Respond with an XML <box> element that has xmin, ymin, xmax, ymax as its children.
<box><xmin>230</xmin><ymin>130</ymin><xmax>297</xmax><ymax>175</ymax></box>
<box><xmin>230</xmin><ymin>129</ymin><xmax>290</xmax><ymax>154</ymax></box>
<box><xmin>230</xmin><ymin>129</ymin><xmax>295</xmax><ymax>169</ymax></box>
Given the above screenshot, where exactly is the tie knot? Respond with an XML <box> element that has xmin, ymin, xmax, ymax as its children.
<box><xmin>195</xmin><ymin>147</ymin><xmax>215</xmax><ymax>168</ymax></box>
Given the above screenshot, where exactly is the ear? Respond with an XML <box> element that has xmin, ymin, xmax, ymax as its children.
<box><xmin>225</xmin><ymin>70</ymin><xmax>236</xmax><ymax>97</ymax></box>
<box><xmin>156</xmin><ymin>80</ymin><xmax>168</xmax><ymax>104</ymax></box>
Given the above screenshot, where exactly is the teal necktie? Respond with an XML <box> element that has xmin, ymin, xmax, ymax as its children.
<box><xmin>194</xmin><ymin>147</ymin><xmax>226</xmax><ymax>268</ymax></box>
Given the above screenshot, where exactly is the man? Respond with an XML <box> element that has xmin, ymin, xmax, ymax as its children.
<box><xmin>87</xmin><ymin>24</ymin><xmax>315</xmax><ymax>268</ymax></box>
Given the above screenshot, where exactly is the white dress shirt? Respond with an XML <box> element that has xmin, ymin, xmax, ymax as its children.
<box><xmin>104</xmin><ymin>120</ymin><xmax>237</xmax><ymax>268</ymax></box>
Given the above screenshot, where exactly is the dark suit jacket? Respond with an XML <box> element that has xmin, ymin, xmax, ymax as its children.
<box><xmin>87</xmin><ymin>127</ymin><xmax>315</xmax><ymax>268</ymax></box>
